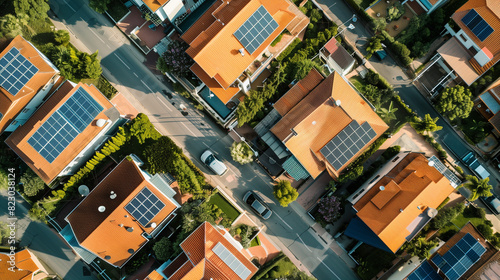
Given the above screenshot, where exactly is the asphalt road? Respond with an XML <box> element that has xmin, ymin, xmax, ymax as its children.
<box><xmin>0</xmin><ymin>190</ymin><xmax>95</xmax><ymax>279</ymax></box>
<box><xmin>48</xmin><ymin>0</ymin><xmax>359</xmax><ymax>279</ymax></box>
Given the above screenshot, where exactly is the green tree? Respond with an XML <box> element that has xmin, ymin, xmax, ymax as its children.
<box><xmin>477</xmin><ymin>224</ymin><xmax>493</xmax><ymax>239</ymax></box>
<box><xmin>430</xmin><ymin>203</ymin><xmax>465</xmax><ymax>229</ymax></box>
<box><xmin>410</xmin><ymin>114</ymin><xmax>442</xmax><ymax>135</ymax></box>
<box><xmin>365</xmin><ymin>35</ymin><xmax>384</xmax><ymax>59</ymax></box>
<box><xmin>230</xmin><ymin>141</ymin><xmax>254</xmax><ymax>165</ymax></box>
<box><xmin>236</xmin><ymin>90</ymin><xmax>264</xmax><ymax>127</ymax></box>
<box><xmin>292</xmin><ymin>59</ymin><xmax>319</xmax><ymax>81</ymax></box>
<box><xmin>0</xmin><ymin>169</ymin><xmax>8</xmax><ymax>190</ymax></box>
<box><xmin>371</xmin><ymin>17</ymin><xmax>387</xmax><ymax>33</ymax></box>
<box><xmin>156</xmin><ymin>56</ymin><xmax>169</xmax><ymax>73</ymax></box>
<box><xmin>377</xmin><ymin>101</ymin><xmax>398</xmax><ymax>123</ymax></box>
<box><xmin>404</xmin><ymin>237</ymin><xmax>439</xmax><ymax>260</ymax></box>
<box><xmin>273</xmin><ymin>180</ymin><xmax>298</xmax><ymax>207</ymax></box>
<box><xmin>54</xmin><ymin>30</ymin><xmax>70</xmax><ymax>46</ymax></box>
<box><xmin>81</xmin><ymin>51</ymin><xmax>102</xmax><ymax>79</ymax></box>
<box><xmin>13</xmin><ymin>0</ymin><xmax>49</xmax><ymax>24</ymax></box>
<box><xmin>89</xmin><ymin>0</ymin><xmax>111</xmax><ymax>13</ymax></box>
<box><xmin>153</xmin><ymin>237</ymin><xmax>173</xmax><ymax>261</ymax></box>
<box><xmin>0</xmin><ymin>222</ymin><xmax>9</xmax><ymax>241</ymax></box>
<box><xmin>0</xmin><ymin>13</ymin><xmax>28</xmax><ymax>39</ymax></box>
<box><xmin>161</xmin><ymin>40</ymin><xmax>194</xmax><ymax>77</ymax></box>
<box><xmin>463</xmin><ymin>175</ymin><xmax>493</xmax><ymax>201</ymax></box>
<box><xmin>436</xmin><ymin>85</ymin><xmax>474</xmax><ymax>120</ymax></box>
<box><xmin>20</xmin><ymin>169</ymin><xmax>45</xmax><ymax>197</ymax></box>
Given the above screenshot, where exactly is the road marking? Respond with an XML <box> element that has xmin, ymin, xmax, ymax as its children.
<box><xmin>113</xmin><ymin>53</ymin><xmax>131</xmax><ymax>70</ymax></box>
<box><xmin>274</xmin><ymin>212</ymin><xmax>293</xmax><ymax>230</ymax></box>
<box><xmin>316</xmin><ymin>257</ymin><xmax>340</xmax><ymax>280</ymax></box>
<box><xmin>181</xmin><ymin>122</ymin><xmax>196</xmax><ymax>136</ymax></box>
<box><xmin>141</xmin><ymin>80</ymin><xmax>154</xmax><ymax>93</ymax></box>
<box><xmin>155</xmin><ymin>94</ymin><xmax>172</xmax><ymax>112</ymax></box>
<box><xmin>63</xmin><ymin>0</ymin><xmax>77</xmax><ymax>12</ymax></box>
<box><xmin>85</xmin><ymin>24</ymin><xmax>106</xmax><ymax>44</ymax></box>
<box><xmin>296</xmin><ymin>233</ymin><xmax>312</xmax><ymax>252</ymax></box>
<box><xmin>133</xmin><ymin>73</ymin><xmax>139</xmax><ymax>78</ymax></box>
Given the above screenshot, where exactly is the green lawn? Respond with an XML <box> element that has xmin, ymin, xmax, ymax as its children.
<box><xmin>250</xmin><ymin>235</ymin><xmax>261</xmax><ymax>247</ymax></box>
<box><xmin>207</xmin><ymin>192</ymin><xmax>241</xmax><ymax>222</ymax></box>
<box><xmin>352</xmin><ymin>244</ymin><xmax>395</xmax><ymax>280</ymax></box>
<box><xmin>438</xmin><ymin>211</ymin><xmax>490</xmax><ymax>241</ymax></box>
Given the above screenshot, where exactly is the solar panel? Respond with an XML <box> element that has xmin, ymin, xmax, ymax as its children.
<box><xmin>234</xmin><ymin>5</ymin><xmax>279</xmax><ymax>54</ymax></box>
<box><xmin>212</xmin><ymin>242</ymin><xmax>252</xmax><ymax>279</ymax></box>
<box><xmin>27</xmin><ymin>86</ymin><xmax>103</xmax><ymax>163</ymax></box>
<box><xmin>429</xmin><ymin>233</ymin><xmax>486</xmax><ymax>280</ymax></box>
<box><xmin>0</xmin><ymin>47</ymin><xmax>39</xmax><ymax>95</ymax></box>
<box><xmin>461</xmin><ymin>9</ymin><xmax>494</xmax><ymax>42</ymax></box>
<box><xmin>407</xmin><ymin>261</ymin><xmax>442</xmax><ymax>280</ymax></box>
<box><xmin>125</xmin><ymin>187</ymin><xmax>165</xmax><ymax>227</ymax></box>
<box><xmin>320</xmin><ymin>120</ymin><xmax>376</xmax><ymax>171</ymax></box>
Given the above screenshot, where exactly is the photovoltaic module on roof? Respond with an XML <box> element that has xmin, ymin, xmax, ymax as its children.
<box><xmin>27</xmin><ymin>86</ymin><xmax>103</xmax><ymax>163</ymax></box>
<box><xmin>125</xmin><ymin>187</ymin><xmax>165</xmax><ymax>227</ymax></box>
<box><xmin>461</xmin><ymin>9</ymin><xmax>494</xmax><ymax>42</ymax></box>
<box><xmin>0</xmin><ymin>47</ymin><xmax>39</xmax><ymax>96</ymax></box>
<box><xmin>233</xmin><ymin>5</ymin><xmax>279</xmax><ymax>54</ymax></box>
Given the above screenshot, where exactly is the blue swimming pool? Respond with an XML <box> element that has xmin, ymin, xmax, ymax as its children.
<box><xmin>199</xmin><ymin>86</ymin><xmax>234</xmax><ymax>119</ymax></box>
<box><xmin>418</xmin><ymin>0</ymin><xmax>433</xmax><ymax>10</ymax></box>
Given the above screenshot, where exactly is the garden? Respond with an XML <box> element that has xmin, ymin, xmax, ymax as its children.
<box><xmin>206</xmin><ymin>191</ymin><xmax>241</xmax><ymax>224</ymax></box>
<box><xmin>351</xmin><ymin>243</ymin><xmax>395</xmax><ymax>280</ymax></box>
<box><xmin>251</xmin><ymin>252</ymin><xmax>316</xmax><ymax>280</ymax></box>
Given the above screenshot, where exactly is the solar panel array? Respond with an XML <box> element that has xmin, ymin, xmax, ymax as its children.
<box><xmin>125</xmin><ymin>187</ymin><xmax>165</xmax><ymax>227</ymax></box>
<box><xmin>407</xmin><ymin>261</ymin><xmax>442</xmax><ymax>280</ymax></box>
<box><xmin>233</xmin><ymin>5</ymin><xmax>279</xmax><ymax>54</ymax></box>
<box><xmin>428</xmin><ymin>156</ymin><xmax>462</xmax><ymax>187</ymax></box>
<box><xmin>0</xmin><ymin>47</ymin><xmax>39</xmax><ymax>96</ymax></box>
<box><xmin>461</xmin><ymin>9</ymin><xmax>494</xmax><ymax>41</ymax></box>
<box><xmin>212</xmin><ymin>242</ymin><xmax>252</xmax><ymax>279</ymax></box>
<box><xmin>27</xmin><ymin>87</ymin><xmax>103</xmax><ymax>163</ymax></box>
<box><xmin>431</xmin><ymin>233</ymin><xmax>486</xmax><ymax>280</ymax></box>
<box><xmin>320</xmin><ymin>120</ymin><xmax>377</xmax><ymax>170</ymax></box>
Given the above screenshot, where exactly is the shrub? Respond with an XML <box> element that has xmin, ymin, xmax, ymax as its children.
<box><xmin>430</xmin><ymin>203</ymin><xmax>465</xmax><ymax>229</ymax></box>
<box><xmin>338</xmin><ymin>165</ymin><xmax>363</xmax><ymax>183</ymax></box>
<box><xmin>317</xmin><ymin>196</ymin><xmax>343</xmax><ymax>224</ymax></box>
<box><xmin>230</xmin><ymin>142</ymin><xmax>254</xmax><ymax>165</ymax></box>
<box><xmin>153</xmin><ymin>237</ymin><xmax>172</xmax><ymax>261</ymax></box>
<box><xmin>436</xmin><ymin>197</ymin><xmax>450</xmax><ymax>210</ymax></box>
<box><xmin>20</xmin><ymin>169</ymin><xmax>45</xmax><ymax>197</ymax></box>
<box><xmin>273</xmin><ymin>180</ymin><xmax>298</xmax><ymax>207</ymax></box>
<box><xmin>463</xmin><ymin>205</ymin><xmax>486</xmax><ymax>219</ymax></box>
<box><xmin>477</xmin><ymin>224</ymin><xmax>493</xmax><ymax>239</ymax></box>
<box><xmin>271</xmin><ymin>33</ymin><xmax>284</xmax><ymax>47</ymax></box>
<box><xmin>381</xmin><ymin>145</ymin><xmax>401</xmax><ymax>160</ymax></box>
<box><xmin>159</xmin><ymin>40</ymin><xmax>194</xmax><ymax>78</ymax></box>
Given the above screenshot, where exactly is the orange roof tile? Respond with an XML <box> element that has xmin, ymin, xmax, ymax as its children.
<box><xmin>0</xmin><ymin>249</ymin><xmax>42</xmax><ymax>280</ymax></box>
<box><xmin>142</xmin><ymin>0</ymin><xmax>169</xmax><ymax>12</ymax></box>
<box><xmin>353</xmin><ymin>153</ymin><xmax>455</xmax><ymax>253</ymax></box>
<box><xmin>66</xmin><ymin>158</ymin><xmax>179</xmax><ymax>267</ymax></box>
<box><xmin>271</xmin><ymin>71</ymin><xmax>388</xmax><ymax>179</ymax></box>
<box><xmin>0</xmin><ymin>36</ymin><xmax>59</xmax><ymax>133</ymax></box>
<box><xmin>165</xmin><ymin>222</ymin><xmax>258</xmax><ymax>280</ymax></box>
<box><xmin>5</xmin><ymin>82</ymin><xmax>115</xmax><ymax>184</ymax></box>
<box><xmin>183</xmin><ymin>0</ymin><xmax>296</xmax><ymax>101</ymax></box>
<box><xmin>145</xmin><ymin>270</ymin><xmax>165</xmax><ymax>280</ymax></box>
<box><xmin>452</xmin><ymin>0</ymin><xmax>500</xmax><ymax>76</ymax></box>
<box><xmin>191</xmin><ymin>63</ymin><xmax>240</xmax><ymax>104</ymax></box>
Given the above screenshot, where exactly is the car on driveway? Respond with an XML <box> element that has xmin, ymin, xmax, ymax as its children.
<box><xmin>243</xmin><ymin>191</ymin><xmax>272</xmax><ymax>220</ymax></box>
<box><xmin>200</xmin><ymin>150</ymin><xmax>227</xmax><ymax>176</ymax></box>
<box><xmin>480</xmin><ymin>194</ymin><xmax>500</xmax><ymax>215</ymax></box>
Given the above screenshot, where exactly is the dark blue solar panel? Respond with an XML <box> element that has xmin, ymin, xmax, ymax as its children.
<box><xmin>234</xmin><ymin>5</ymin><xmax>279</xmax><ymax>54</ymax></box>
<box><xmin>0</xmin><ymin>47</ymin><xmax>39</xmax><ymax>95</ymax></box>
<box><xmin>27</xmin><ymin>86</ymin><xmax>103</xmax><ymax>163</ymax></box>
<box><xmin>125</xmin><ymin>187</ymin><xmax>166</xmax><ymax>227</ymax></box>
<box><xmin>461</xmin><ymin>9</ymin><xmax>494</xmax><ymax>42</ymax></box>
<box><xmin>407</xmin><ymin>261</ymin><xmax>442</xmax><ymax>280</ymax></box>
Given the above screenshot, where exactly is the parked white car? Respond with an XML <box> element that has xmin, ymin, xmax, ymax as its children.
<box><xmin>200</xmin><ymin>150</ymin><xmax>227</xmax><ymax>176</ymax></box>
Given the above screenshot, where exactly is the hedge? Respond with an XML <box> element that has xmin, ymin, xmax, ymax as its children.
<box><xmin>252</xmin><ymin>252</ymin><xmax>287</xmax><ymax>280</ymax></box>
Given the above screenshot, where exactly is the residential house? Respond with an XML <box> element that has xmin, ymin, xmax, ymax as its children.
<box><xmin>320</xmin><ymin>37</ymin><xmax>356</xmax><ymax>76</ymax></box>
<box><xmin>5</xmin><ymin>81</ymin><xmax>123</xmax><ymax>184</ymax></box>
<box><xmin>62</xmin><ymin>157</ymin><xmax>181</xmax><ymax>267</ymax></box>
<box><xmin>145</xmin><ymin>221</ymin><xmax>258</xmax><ymax>280</ymax></box>
<box><xmin>131</xmin><ymin>0</ymin><xmax>195</xmax><ymax>25</ymax></box>
<box><xmin>0</xmin><ymin>35</ymin><xmax>60</xmax><ymax>134</ymax></box>
<box><xmin>475</xmin><ymin>77</ymin><xmax>500</xmax><ymax>134</ymax></box>
<box><xmin>345</xmin><ymin>152</ymin><xmax>460</xmax><ymax>253</ymax></box>
<box><xmin>405</xmin><ymin>0</ymin><xmax>448</xmax><ymax>15</ymax></box>
<box><xmin>419</xmin><ymin>0</ymin><xmax>500</xmax><ymax>93</ymax></box>
<box><xmin>266</xmin><ymin>69</ymin><xmax>388</xmax><ymax>181</ymax></box>
<box><xmin>405</xmin><ymin>222</ymin><xmax>499</xmax><ymax>280</ymax></box>
<box><xmin>0</xmin><ymin>249</ymin><xmax>51</xmax><ymax>280</ymax></box>
<box><xmin>180</xmin><ymin>0</ymin><xmax>309</xmax><ymax>124</ymax></box>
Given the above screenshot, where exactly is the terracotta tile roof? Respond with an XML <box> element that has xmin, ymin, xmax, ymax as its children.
<box><xmin>182</xmin><ymin>0</ymin><xmax>296</xmax><ymax>101</ymax></box>
<box><xmin>353</xmin><ymin>153</ymin><xmax>455</xmax><ymax>253</ymax></box>
<box><xmin>273</xmin><ymin>68</ymin><xmax>324</xmax><ymax>116</ymax></box>
<box><xmin>0</xmin><ymin>249</ymin><xmax>42</xmax><ymax>280</ymax></box>
<box><xmin>142</xmin><ymin>0</ymin><xmax>169</xmax><ymax>12</ymax></box>
<box><xmin>145</xmin><ymin>270</ymin><xmax>164</xmax><ymax>280</ymax></box>
<box><xmin>190</xmin><ymin>63</ymin><xmax>240</xmax><ymax>104</ymax></box>
<box><xmin>437</xmin><ymin>37</ymin><xmax>479</xmax><ymax>85</ymax></box>
<box><xmin>0</xmin><ymin>36</ymin><xmax>59</xmax><ymax>133</ymax></box>
<box><xmin>452</xmin><ymin>0</ymin><xmax>500</xmax><ymax>76</ymax></box>
<box><xmin>162</xmin><ymin>252</ymin><xmax>188</xmax><ymax>278</ymax></box>
<box><xmin>66</xmin><ymin>158</ymin><xmax>179</xmax><ymax>267</ymax></box>
<box><xmin>5</xmin><ymin>82</ymin><xmax>116</xmax><ymax>184</ymax></box>
<box><xmin>164</xmin><ymin>222</ymin><xmax>257</xmax><ymax>280</ymax></box>
<box><xmin>271</xmin><ymin>71</ymin><xmax>388</xmax><ymax>179</ymax></box>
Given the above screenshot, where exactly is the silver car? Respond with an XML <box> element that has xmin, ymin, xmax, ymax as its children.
<box><xmin>243</xmin><ymin>191</ymin><xmax>272</xmax><ymax>220</ymax></box>
<box><xmin>200</xmin><ymin>150</ymin><xmax>227</xmax><ymax>176</ymax></box>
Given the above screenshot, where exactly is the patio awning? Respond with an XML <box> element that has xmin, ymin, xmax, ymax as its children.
<box><xmin>282</xmin><ymin>155</ymin><xmax>310</xmax><ymax>181</ymax></box>
<box><xmin>437</xmin><ymin>37</ymin><xmax>479</xmax><ymax>85</ymax></box>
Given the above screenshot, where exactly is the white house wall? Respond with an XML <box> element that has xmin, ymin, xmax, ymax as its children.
<box><xmin>162</xmin><ymin>0</ymin><xmax>186</xmax><ymax>22</ymax></box>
